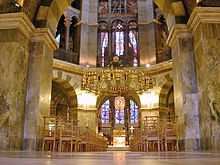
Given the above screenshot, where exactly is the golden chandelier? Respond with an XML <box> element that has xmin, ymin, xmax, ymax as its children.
<box><xmin>81</xmin><ymin>67</ymin><xmax>155</xmax><ymax>96</ymax></box>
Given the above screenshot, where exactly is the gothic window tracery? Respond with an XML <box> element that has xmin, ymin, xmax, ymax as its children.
<box><xmin>128</xmin><ymin>21</ymin><xmax>138</xmax><ymax>66</ymax></box>
<box><xmin>98</xmin><ymin>22</ymin><xmax>109</xmax><ymax>67</ymax></box>
<box><xmin>115</xmin><ymin>109</ymin><xmax>125</xmax><ymax>124</ymax></box>
<box><xmin>112</xmin><ymin>20</ymin><xmax>125</xmax><ymax>56</ymax></box>
<box><xmin>111</xmin><ymin>0</ymin><xmax>126</xmax><ymax>14</ymax></box>
<box><xmin>99</xmin><ymin>97</ymin><xmax>140</xmax><ymax>144</ymax></box>
<box><xmin>98</xmin><ymin>0</ymin><xmax>138</xmax><ymax>67</ymax></box>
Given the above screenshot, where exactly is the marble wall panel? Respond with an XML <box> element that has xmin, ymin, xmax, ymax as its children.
<box><xmin>0</xmin><ymin>29</ymin><xmax>29</xmax><ymax>150</ymax></box>
<box><xmin>169</xmin><ymin>26</ymin><xmax>200</xmax><ymax>151</ymax></box>
<box><xmin>193</xmin><ymin>23</ymin><xmax>220</xmax><ymax>151</ymax></box>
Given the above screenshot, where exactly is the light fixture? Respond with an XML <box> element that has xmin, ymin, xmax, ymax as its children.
<box><xmin>82</xmin><ymin>68</ymin><xmax>155</xmax><ymax>96</ymax></box>
<box><xmin>145</xmin><ymin>64</ymin><xmax>151</xmax><ymax>68</ymax></box>
<box><xmin>139</xmin><ymin>90</ymin><xmax>159</xmax><ymax>109</ymax></box>
<box><xmin>77</xmin><ymin>90</ymin><xmax>97</xmax><ymax>109</ymax></box>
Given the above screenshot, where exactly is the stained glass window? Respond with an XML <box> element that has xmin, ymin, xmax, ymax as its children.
<box><xmin>101</xmin><ymin>100</ymin><xmax>110</xmax><ymax>124</ymax></box>
<box><xmin>114</xmin><ymin>23</ymin><xmax>125</xmax><ymax>56</ymax></box>
<box><xmin>115</xmin><ymin>31</ymin><xmax>124</xmax><ymax>56</ymax></box>
<box><xmin>98</xmin><ymin>1</ymin><xmax>139</xmax><ymax>67</ymax></box>
<box><xmin>101</xmin><ymin>32</ymin><xmax>108</xmax><ymax>66</ymax></box>
<box><xmin>115</xmin><ymin>109</ymin><xmax>124</xmax><ymax>124</ymax></box>
<box><xmin>129</xmin><ymin>31</ymin><xmax>137</xmax><ymax>55</ymax></box>
<box><xmin>128</xmin><ymin>21</ymin><xmax>138</xmax><ymax>66</ymax></box>
<box><xmin>115</xmin><ymin>96</ymin><xmax>125</xmax><ymax>124</ymax></box>
<box><xmin>130</xmin><ymin>100</ymin><xmax>138</xmax><ymax>124</ymax></box>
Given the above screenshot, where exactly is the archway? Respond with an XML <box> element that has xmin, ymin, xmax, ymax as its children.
<box><xmin>97</xmin><ymin>94</ymin><xmax>141</xmax><ymax>146</ymax></box>
<box><xmin>159</xmin><ymin>75</ymin><xmax>175</xmax><ymax>121</ymax></box>
<box><xmin>54</xmin><ymin>8</ymin><xmax>81</xmax><ymax>64</ymax></box>
<box><xmin>51</xmin><ymin>79</ymin><xmax>78</xmax><ymax>122</ymax></box>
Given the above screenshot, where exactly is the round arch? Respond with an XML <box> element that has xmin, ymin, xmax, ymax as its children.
<box><xmin>97</xmin><ymin>93</ymin><xmax>141</xmax><ymax>110</ymax></box>
<box><xmin>51</xmin><ymin>78</ymin><xmax>78</xmax><ymax>121</ymax></box>
<box><xmin>35</xmin><ymin>0</ymin><xmax>77</xmax><ymax>34</ymax></box>
<box><xmin>159</xmin><ymin>74</ymin><xmax>173</xmax><ymax>108</ymax></box>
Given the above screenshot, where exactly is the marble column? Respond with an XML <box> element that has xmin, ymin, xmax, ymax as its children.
<box><xmin>188</xmin><ymin>7</ymin><xmax>220</xmax><ymax>151</ymax></box>
<box><xmin>138</xmin><ymin>0</ymin><xmax>156</xmax><ymax>66</ymax></box>
<box><xmin>23</xmin><ymin>29</ymin><xmax>57</xmax><ymax>151</ymax></box>
<box><xmin>167</xmin><ymin>25</ymin><xmax>200</xmax><ymax>151</ymax></box>
<box><xmin>80</xmin><ymin>0</ymin><xmax>98</xmax><ymax>66</ymax></box>
<box><xmin>0</xmin><ymin>13</ymin><xmax>33</xmax><ymax>150</ymax></box>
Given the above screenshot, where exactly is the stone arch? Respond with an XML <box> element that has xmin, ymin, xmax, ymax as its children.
<box><xmin>35</xmin><ymin>0</ymin><xmax>80</xmax><ymax>35</ymax></box>
<box><xmin>55</xmin><ymin>14</ymin><xmax>80</xmax><ymax>51</ymax></box>
<box><xmin>159</xmin><ymin>74</ymin><xmax>173</xmax><ymax>108</ymax></box>
<box><xmin>97</xmin><ymin>93</ymin><xmax>141</xmax><ymax>110</ymax></box>
<box><xmin>97</xmin><ymin>94</ymin><xmax>141</xmax><ymax>128</ymax></box>
<box><xmin>52</xmin><ymin>69</ymin><xmax>81</xmax><ymax>92</ymax></box>
<box><xmin>153</xmin><ymin>0</ymin><xmax>190</xmax><ymax>15</ymax></box>
<box><xmin>52</xmin><ymin>69</ymin><xmax>82</xmax><ymax>121</ymax></box>
<box><xmin>52</xmin><ymin>78</ymin><xmax>78</xmax><ymax>120</ymax></box>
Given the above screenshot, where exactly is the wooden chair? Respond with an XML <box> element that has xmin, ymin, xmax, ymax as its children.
<box><xmin>130</xmin><ymin>128</ymin><xmax>144</xmax><ymax>152</ymax></box>
<box><xmin>58</xmin><ymin>120</ymin><xmax>80</xmax><ymax>152</ymax></box>
<box><xmin>78</xmin><ymin>127</ymin><xmax>108</xmax><ymax>152</ymax></box>
<box><xmin>143</xmin><ymin>116</ymin><xmax>162</xmax><ymax>152</ymax></box>
<box><xmin>42</xmin><ymin>116</ymin><xmax>57</xmax><ymax>152</ymax></box>
<box><xmin>164</xmin><ymin>122</ymin><xmax>179</xmax><ymax>151</ymax></box>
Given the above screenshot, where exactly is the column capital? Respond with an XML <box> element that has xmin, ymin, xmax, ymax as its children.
<box><xmin>32</xmin><ymin>28</ymin><xmax>58</xmax><ymax>50</ymax></box>
<box><xmin>0</xmin><ymin>12</ymin><xmax>34</xmax><ymax>39</ymax></box>
<box><xmin>188</xmin><ymin>7</ymin><xmax>220</xmax><ymax>33</ymax></box>
<box><xmin>64</xmin><ymin>6</ymin><xmax>80</xmax><ymax>20</ymax></box>
<box><xmin>167</xmin><ymin>24</ymin><xmax>192</xmax><ymax>47</ymax></box>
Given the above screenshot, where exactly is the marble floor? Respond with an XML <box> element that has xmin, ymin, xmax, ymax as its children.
<box><xmin>0</xmin><ymin>151</ymin><xmax>220</xmax><ymax>165</ymax></box>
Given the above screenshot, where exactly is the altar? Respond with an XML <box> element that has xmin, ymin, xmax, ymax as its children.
<box><xmin>113</xmin><ymin>130</ymin><xmax>126</xmax><ymax>147</ymax></box>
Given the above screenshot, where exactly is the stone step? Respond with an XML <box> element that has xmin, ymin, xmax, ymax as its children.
<box><xmin>107</xmin><ymin>146</ymin><xmax>130</xmax><ymax>151</ymax></box>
